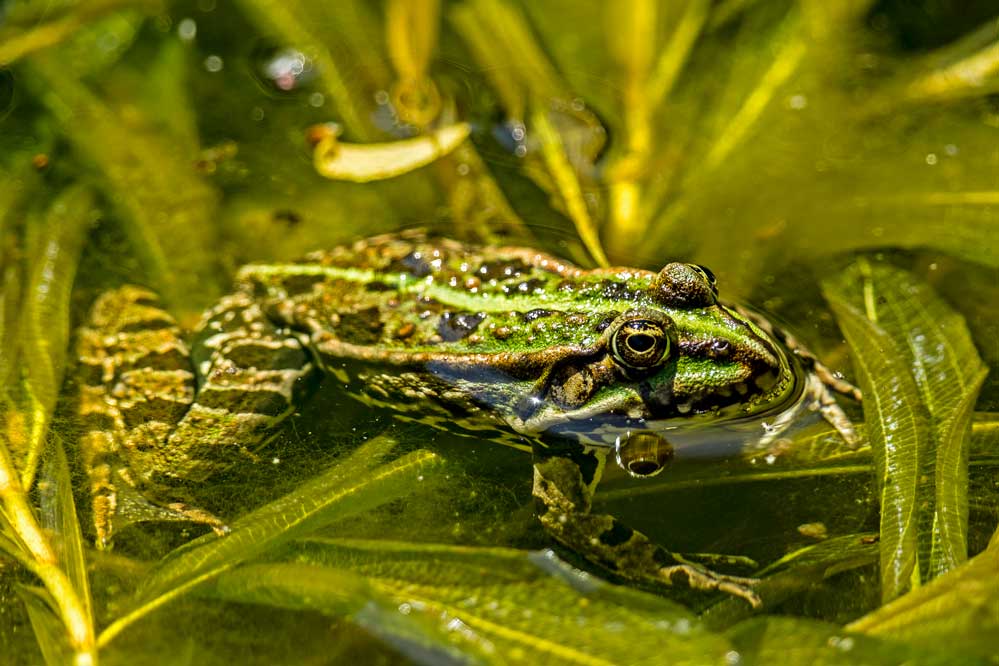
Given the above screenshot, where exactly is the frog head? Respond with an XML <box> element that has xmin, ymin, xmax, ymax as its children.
<box><xmin>514</xmin><ymin>262</ymin><xmax>800</xmax><ymax>448</ymax></box>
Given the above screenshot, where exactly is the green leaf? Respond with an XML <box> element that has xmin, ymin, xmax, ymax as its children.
<box><xmin>727</xmin><ymin>616</ymin><xmax>990</xmax><ymax>666</ymax></box>
<box><xmin>822</xmin><ymin>273</ymin><xmax>929</xmax><ymax>602</ymax></box>
<box><xmin>23</xmin><ymin>54</ymin><xmax>222</xmax><ymax>310</ymax></box>
<box><xmin>98</xmin><ymin>436</ymin><xmax>442</xmax><ymax>649</ymax></box>
<box><xmin>823</xmin><ymin>260</ymin><xmax>988</xmax><ymax>601</ymax></box>
<box><xmin>848</xmin><ymin>529</ymin><xmax>999</xmax><ymax>662</ymax></box>
<box><xmin>206</xmin><ymin>562</ymin><xmax>499</xmax><ymax>666</ymax></box>
<box><xmin>16</xmin><ymin>585</ymin><xmax>73</xmax><ymax>666</ymax></box>
<box><xmin>0</xmin><ymin>0</ymin><xmax>156</xmax><ymax>67</ymax></box>
<box><xmin>276</xmin><ymin>538</ymin><xmax>733</xmax><ymax>666</ymax></box>
<box><xmin>704</xmin><ymin>533</ymin><xmax>880</xmax><ymax>629</ymax></box>
<box><xmin>38</xmin><ymin>434</ymin><xmax>94</xmax><ymax>627</ymax></box>
<box><xmin>17</xmin><ymin>184</ymin><xmax>97</xmax><ymax>487</ymax></box>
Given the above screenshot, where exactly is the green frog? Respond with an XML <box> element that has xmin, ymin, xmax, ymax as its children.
<box><xmin>77</xmin><ymin>231</ymin><xmax>859</xmax><ymax>607</ymax></box>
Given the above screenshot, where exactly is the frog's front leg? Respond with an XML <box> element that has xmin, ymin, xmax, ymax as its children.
<box><xmin>531</xmin><ymin>440</ymin><xmax>761</xmax><ymax>608</ymax></box>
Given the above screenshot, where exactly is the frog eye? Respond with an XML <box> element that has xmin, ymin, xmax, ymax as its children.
<box><xmin>650</xmin><ymin>263</ymin><xmax>718</xmax><ymax>307</ymax></box>
<box><xmin>688</xmin><ymin>264</ymin><xmax>717</xmax><ymax>292</ymax></box>
<box><xmin>610</xmin><ymin>318</ymin><xmax>671</xmax><ymax>370</ymax></box>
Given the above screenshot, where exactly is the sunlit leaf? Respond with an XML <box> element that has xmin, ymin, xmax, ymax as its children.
<box><xmin>38</xmin><ymin>435</ymin><xmax>93</xmax><ymax>627</ymax></box>
<box><xmin>824</xmin><ymin>260</ymin><xmax>988</xmax><ymax>598</ymax></box>
<box><xmin>314</xmin><ymin>123</ymin><xmax>471</xmax><ymax>183</ymax></box>
<box><xmin>848</xmin><ymin>529</ymin><xmax>999</xmax><ymax>662</ymax></box>
<box><xmin>822</xmin><ymin>272</ymin><xmax>932</xmax><ymax>602</ymax></box>
<box><xmin>274</xmin><ymin>538</ymin><xmax>734</xmax><ymax>666</ymax></box>
<box><xmin>16</xmin><ymin>585</ymin><xmax>73</xmax><ymax>666</ymax></box>
<box><xmin>727</xmin><ymin>616</ymin><xmax>989</xmax><ymax>665</ymax></box>
<box><xmin>18</xmin><ymin>184</ymin><xmax>96</xmax><ymax>487</ymax></box>
<box><xmin>0</xmin><ymin>0</ymin><xmax>155</xmax><ymax>67</ymax></box>
<box><xmin>98</xmin><ymin>437</ymin><xmax>442</xmax><ymax>648</ymax></box>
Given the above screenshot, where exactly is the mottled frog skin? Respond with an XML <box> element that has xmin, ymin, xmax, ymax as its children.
<box><xmin>77</xmin><ymin>231</ymin><xmax>859</xmax><ymax>607</ymax></box>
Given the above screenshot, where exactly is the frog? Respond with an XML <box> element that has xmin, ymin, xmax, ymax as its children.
<box><xmin>76</xmin><ymin>230</ymin><xmax>860</xmax><ymax>607</ymax></box>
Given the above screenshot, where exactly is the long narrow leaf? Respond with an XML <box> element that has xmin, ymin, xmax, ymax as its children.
<box><xmin>98</xmin><ymin>437</ymin><xmax>442</xmax><ymax>648</ymax></box>
<box><xmin>16</xmin><ymin>585</ymin><xmax>73</xmax><ymax>666</ymax></box>
<box><xmin>822</xmin><ymin>277</ymin><xmax>932</xmax><ymax>603</ymax></box>
<box><xmin>281</xmin><ymin>538</ymin><xmax>733</xmax><ymax>666</ymax></box>
<box><xmin>38</xmin><ymin>435</ymin><xmax>93</xmax><ymax>626</ymax></box>
<box><xmin>18</xmin><ymin>184</ymin><xmax>96</xmax><ymax>488</ymax></box>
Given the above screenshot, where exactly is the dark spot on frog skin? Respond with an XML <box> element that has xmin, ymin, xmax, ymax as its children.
<box><xmin>594</xmin><ymin>313</ymin><xmax>618</xmax><ymax>333</ymax></box>
<box><xmin>522</xmin><ymin>308</ymin><xmax>554</xmax><ymax>322</ymax></box>
<box><xmin>437</xmin><ymin>311</ymin><xmax>486</xmax><ymax>342</ymax></box>
<box><xmin>598</xmin><ymin>520</ymin><xmax>634</xmax><ymax>547</ymax></box>
<box><xmin>337</xmin><ymin>307</ymin><xmax>384</xmax><ymax>344</ymax></box>
<box><xmin>281</xmin><ymin>273</ymin><xmax>325</xmax><ymax>296</ymax></box>
<box><xmin>388</xmin><ymin>251</ymin><xmax>434</xmax><ymax>278</ymax></box>
<box><xmin>364</xmin><ymin>281</ymin><xmax>394</xmax><ymax>292</ymax></box>
<box><xmin>501</xmin><ymin>278</ymin><xmax>545</xmax><ymax>295</ymax></box>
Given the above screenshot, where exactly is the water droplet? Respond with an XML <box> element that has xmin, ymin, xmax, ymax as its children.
<box><xmin>204</xmin><ymin>54</ymin><xmax>224</xmax><ymax>72</ymax></box>
<box><xmin>177</xmin><ymin>18</ymin><xmax>197</xmax><ymax>41</ymax></box>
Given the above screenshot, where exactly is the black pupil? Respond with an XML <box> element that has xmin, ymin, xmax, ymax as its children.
<box><xmin>627</xmin><ymin>333</ymin><xmax>656</xmax><ymax>353</ymax></box>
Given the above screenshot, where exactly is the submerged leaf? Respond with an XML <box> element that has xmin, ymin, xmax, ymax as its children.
<box><xmin>24</xmin><ymin>54</ymin><xmax>222</xmax><ymax>309</ymax></box>
<box><xmin>38</xmin><ymin>435</ymin><xmax>93</xmax><ymax>628</ymax></box>
<box><xmin>822</xmin><ymin>273</ymin><xmax>931</xmax><ymax>602</ymax></box>
<box><xmin>848</xmin><ymin>529</ymin><xmax>999</xmax><ymax>662</ymax></box>
<box><xmin>704</xmin><ymin>533</ymin><xmax>880</xmax><ymax>628</ymax></box>
<box><xmin>727</xmin><ymin>616</ymin><xmax>989</xmax><ymax>666</ymax></box>
<box><xmin>16</xmin><ymin>585</ymin><xmax>73</xmax><ymax>666</ymax></box>
<box><xmin>98</xmin><ymin>437</ymin><xmax>442</xmax><ymax>648</ymax></box>
<box><xmin>275</xmin><ymin>538</ymin><xmax>733</xmax><ymax>666</ymax></box>
<box><xmin>17</xmin><ymin>185</ymin><xmax>96</xmax><ymax>487</ymax></box>
<box><xmin>207</xmin><ymin>562</ymin><xmax>497</xmax><ymax>666</ymax></box>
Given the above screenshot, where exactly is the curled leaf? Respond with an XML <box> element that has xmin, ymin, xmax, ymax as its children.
<box><xmin>314</xmin><ymin>123</ymin><xmax>471</xmax><ymax>182</ymax></box>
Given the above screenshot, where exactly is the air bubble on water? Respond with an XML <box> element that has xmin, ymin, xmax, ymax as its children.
<box><xmin>204</xmin><ymin>55</ymin><xmax>224</xmax><ymax>72</ymax></box>
<box><xmin>789</xmin><ymin>94</ymin><xmax>807</xmax><ymax>110</ymax></box>
<box><xmin>309</xmin><ymin>92</ymin><xmax>324</xmax><ymax>107</ymax></box>
<box><xmin>178</xmin><ymin>18</ymin><xmax>197</xmax><ymax>41</ymax></box>
<box><xmin>925</xmin><ymin>153</ymin><xmax>938</xmax><ymax>165</ymax></box>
